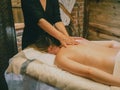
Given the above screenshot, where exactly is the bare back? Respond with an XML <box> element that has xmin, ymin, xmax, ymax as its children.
<box><xmin>56</xmin><ymin>40</ymin><xmax>119</xmax><ymax>74</ymax></box>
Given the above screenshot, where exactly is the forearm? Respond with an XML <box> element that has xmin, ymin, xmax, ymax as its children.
<box><xmin>55</xmin><ymin>57</ymin><xmax>120</xmax><ymax>86</ymax></box>
<box><xmin>87</xmin><ymin>67</ymin><xmax>120</xmax><ymax>86</ymax></box>
<box><xmin>55</xmin><ymin>22</ymin><xmax>69</xmax><ymax>36</ymax></box>
<box><xmin>38</xmin><ymin>18</ymin><xmax>67</xmax><ymax>41</ymax></box>
<box><xmin>38</xmin><ymin>18</ymin><xmax>79</xmax><ymax>47</ymax></box>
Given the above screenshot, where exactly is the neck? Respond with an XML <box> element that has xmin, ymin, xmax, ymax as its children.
<box><xmin>47</xmin><ymin>45</ymin><xmax>61</xmax><ymax>55</ymax></box>
<box><xmin>54</xmin><ymin>46</ymin><xmax>61</xmax><ymax>55</ymax></box>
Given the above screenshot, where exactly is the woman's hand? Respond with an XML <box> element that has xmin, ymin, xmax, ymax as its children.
<box><xmin>60</xmin><ymin>36</ymin><xmax>79</xmax><ymax>47</ymax></box>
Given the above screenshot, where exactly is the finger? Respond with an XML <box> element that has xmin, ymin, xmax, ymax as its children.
<box><xmin>61</xmin><ymin>42</ymin><xmax>67</xmax><ymax>48</ymax></box>
<box><xmin>63</xmin><ymin>43</ymin><xmax>67</xmax><ymax>48</ymax></box>
<box><xmin>71</xmin><ymin>39</ymin><xmax>80</xmax><ymax>45</ymax></box>
<box><xmin>75</xmin><ymin>41</ymin><xmax>80</xmax><ymax>44</ymax></box>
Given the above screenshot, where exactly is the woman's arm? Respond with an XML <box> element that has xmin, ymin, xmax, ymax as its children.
<box><xmin>38</xmin><ymin>19</ymin><xmax>66</xmax><ymax>41</ymax></box>
<box><xmin>38</xmin><ymin>19</ymin><xmax>78</xmax><ymax>47</ymax></box>
<box><xmin>55</xmin><ymin>22</ymin><xmax>69</xmax><ymax>36</ymax></box>
<box><xmin>55</xmin><ymin>56</ymin><xmax>120</xmax><ymax>86</ymax></box>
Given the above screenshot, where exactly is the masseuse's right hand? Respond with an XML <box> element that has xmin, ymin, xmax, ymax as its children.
<box><xmin>60</xmin><ymin>36</ymin><xmax>79</xmax><ymax>47</ymax></box>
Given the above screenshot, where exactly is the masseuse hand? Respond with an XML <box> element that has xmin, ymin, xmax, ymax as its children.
<box><xmin>60</xmin><ymin>36</ymin><xmax>79</xmax><ymax>47</ymax></box>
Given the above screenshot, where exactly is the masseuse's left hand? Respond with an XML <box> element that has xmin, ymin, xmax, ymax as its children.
<box><xmin>60</xmin><ymin>36</ymin><xmax>79</xmax><ymax>47</ymax></box>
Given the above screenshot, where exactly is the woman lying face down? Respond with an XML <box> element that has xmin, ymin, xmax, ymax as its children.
<box><xmin>35</xmin><ymin>36</ymin><xmax>120</xmax><ymax>87</ymax></box>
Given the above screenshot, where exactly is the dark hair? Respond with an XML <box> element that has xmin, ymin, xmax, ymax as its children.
<box><xmin>35</xmin><ymin>35</ymin><xmax>61</xmax><ymax>52</ymax></box>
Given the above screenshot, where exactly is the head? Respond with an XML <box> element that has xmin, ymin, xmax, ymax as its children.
<box><xmin>35</xmin><ymin>35</ymin><xmax>61</xmax><ymax>55</ymax></box>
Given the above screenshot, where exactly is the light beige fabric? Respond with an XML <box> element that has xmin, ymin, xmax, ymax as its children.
<box><xmin>23</xmin><ymin>48</ymin><xmax>55</xmax><ymax>66</ymax></box>
<box><xmin>59</xmin><ymin>0</ymin><xmax>76</xmax><ymax>25</ymax></box>
<box><xmin>6</xmin><ymin>47</ymin><xmax>120</xmax><ymax>90</ymax></box>
<box><xmin>111</xmin><ymin>51</ymin><xmax>120</xmax><ymax>90</ymax></box>
<box><xmin>6</xmin><ymin>51</ymin><xmax>27</xmax><ymax>75</ymax></box>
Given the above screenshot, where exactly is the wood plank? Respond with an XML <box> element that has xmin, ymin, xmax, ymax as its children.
<box><xmin>89</xmin><ymin>22</ymin><xmax>120</xmax><ymax>37</ymax></box>
<box><xmin>99</xmin><ymin>33</ymin><xmax>120</xmax><ymax>42</ymax></box>
<box><xmin>15</xmin><ymin>23</ymin><xmax>24</xmax><ymax>30</ymax></box>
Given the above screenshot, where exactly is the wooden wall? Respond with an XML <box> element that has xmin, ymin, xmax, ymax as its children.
<box><xmin>87</xmin><ymin>0</ymin><xmax>120</xmax><ymax>41</ymax></box>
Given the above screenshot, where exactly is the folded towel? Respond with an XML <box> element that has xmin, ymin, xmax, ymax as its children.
<box><xmin>111</xmin><ymin>51</ymin><xmax>120</xmax><ymax>90</ymax></box>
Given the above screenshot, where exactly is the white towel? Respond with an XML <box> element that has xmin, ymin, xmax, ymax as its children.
<box><xmin>23</xmin><ymin>48</ymin><xmax>55</xmax><ymax>66</ymax></box>
<box><xmin>111</xmin><ymin>51</ymin><xmax>120</xmax><ymax>90</ymax></box>
<box><xmin>59</xmin><ymin>0</ymin><xmax>76</xmax><ymax>25</ymax></box>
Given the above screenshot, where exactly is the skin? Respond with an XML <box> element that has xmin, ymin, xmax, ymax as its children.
<box><xmin>47</xmin><ymin>39</ymin><xmax>120</xmax><ymax>86</ymax></box>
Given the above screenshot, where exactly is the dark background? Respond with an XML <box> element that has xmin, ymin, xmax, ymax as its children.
<box><xmin>0</xmin><ymin>0</ymin><xmax>18</xmax><ymax>89</ymax></box>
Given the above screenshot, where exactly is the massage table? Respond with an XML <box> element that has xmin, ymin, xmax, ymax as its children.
<box><xmin>5</xmin><ymin>47</ymin><xmax>120</xmax><ymax>90</ymax></box>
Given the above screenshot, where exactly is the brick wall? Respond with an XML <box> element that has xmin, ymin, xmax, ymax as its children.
<box><xmin>71</xmin><ymin>0</ymin><xmax>84</xmax><ymax>36</ymax></box>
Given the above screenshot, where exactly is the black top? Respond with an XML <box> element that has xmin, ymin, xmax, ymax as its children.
<box><xmin>21</xmin><ymin>0</ymin><xmax>61</xmax><ymax>49</ymax></box>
